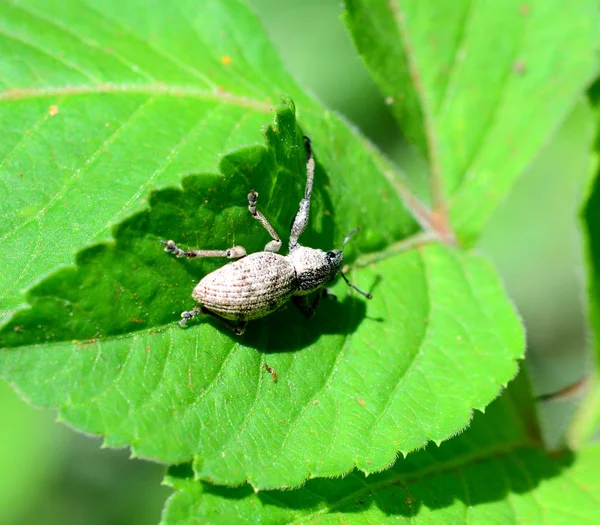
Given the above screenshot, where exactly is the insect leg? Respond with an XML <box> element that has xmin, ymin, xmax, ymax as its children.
<box><xmin>178</xmin><ymin>306</ymin><xmax>247</xmax><ymax>334</ymax></box>
<box><xmin>178</xmin><ymin>306</ymin><xmax>202</xmax><ymax>326</ymax></box>
<box><xmin>289</xmin><ymin>136</ymin><xmax>314</xmax><ymax>251</ymax></box>
<box><xmin>161</xmin><ymin>240</ymin><xmax>246</xmax><ymax>259</ymax></box>
<box><xmin>247</xmin><ymin>190</ymin><xmax>282</xmax><ymax>252</ymax></box>
<box><xmin>292</xmin><ymin>287</ymin><xmax>332</xmax><ymax>318</ymax></box>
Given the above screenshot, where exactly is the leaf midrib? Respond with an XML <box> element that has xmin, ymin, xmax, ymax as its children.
<box><xmin>278</xmin><ymin>438</ymin><xmax>535</xmax><ymax>524</ymax></box>
<box><xmin>388</xmin><ymin>0</ymin><xmax>443</xmax><ymax>213</ymax></box>
<box><xmin>0</xmin><ymin>83</ymin><xmax>274</xmax><ymax>112</ymax></box>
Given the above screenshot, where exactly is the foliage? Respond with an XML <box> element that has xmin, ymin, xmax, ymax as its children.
<box><xmin>1</xmin><ymin>0</ymin><xmax>599</xmax><ymax>523</ymax></box>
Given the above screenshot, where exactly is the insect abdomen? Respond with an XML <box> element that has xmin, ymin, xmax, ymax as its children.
<box><xmin>193</xmin><ymin>252</ymin><xmax>296</xmax><ymax>321</ymax></box>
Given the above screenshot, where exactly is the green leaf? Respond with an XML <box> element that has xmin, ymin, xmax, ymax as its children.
<box><xmin>161</xmin><ymin>381</ymin><xmax>600</xmax><ymax>524</ymax></box>
<box><xmin>0</xmin><ymin>218</ymin><xmax>523</xmax><ymax>488</ymax></box>
<box><xmin>0</xmin><ymin>0</ymin><xmax>524</xmax><ymax>490</ymax></box>
<box><xmin>344</xmin><ymin>0</ymin><xmax>600</xmax><ymax>243</ymax></box>
<box><xmin>570</xmin><ymin>103</ymin><xmax>600</xmax><ymax>446</ymax></box>
<box><xmin>0</xmin><ymin>0</ymin><xmax>417</xmax><ymax>325</ymax></box>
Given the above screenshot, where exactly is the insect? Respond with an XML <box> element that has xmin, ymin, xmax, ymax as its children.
<box><xmin>161</xmin><ymin>136</ymin><xmax>372</xmax><ymax>335</ymax></box>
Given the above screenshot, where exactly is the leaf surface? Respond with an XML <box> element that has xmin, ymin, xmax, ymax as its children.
<box><xmin>0</xmin><ymin>0</ymin><xmax>524</xmax><ymax>490</ymax></box>
<box><xmin>344</xmin><ymin>0</ymin><xmax>600</xmax><ymax>242</ymax></box>
<box><xmin>0</xmin><ymin>219</ymin><xmax>523</xmax><ymax>487</ymax></box>
<box><xmin>0</xmin><ymin>0</ymin><xmax>416</xmax><ymax>324</ymax></box>
<box><xmin>161</xmin><ymin>381</ymin><xmax>600</xmax><ymax>524</ymax></box>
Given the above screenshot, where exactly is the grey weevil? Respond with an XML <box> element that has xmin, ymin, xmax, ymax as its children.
<box><xmin>161</xmin><ymin>136</ymin><xmax>372</xmax><ymax>335</ymax></box>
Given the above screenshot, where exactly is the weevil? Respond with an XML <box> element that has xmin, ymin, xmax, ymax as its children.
<box><xmin>161</xmin><ymin>136</ymin><xmax>372</xmax><ymax>335</ymax></box>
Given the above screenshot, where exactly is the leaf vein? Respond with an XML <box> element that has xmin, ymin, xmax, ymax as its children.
<box><xmin>150</xmin><ymin>340</ymin><xmax>240</xmax><ymax>443</ymax></box>
<box><xmin>434</xmin><ymin>0</ymin><xmax>475</xmax><ymax>117</ymax></box>
<box><xmin>297</xmin><ymin>439</ymin><xmax>533</xmax><ymax>522</ymax></box>
<box><xmin>0</xmin><ymin>83</ymin><xmax>273</xmax><ymax>113</ymax></box>
<box><xmin>363</xmin><ymin>252</ymin><xmax>429</xmax><ymax>457</ymax></box>
<box><xmin>0</xmin><ymin>94</ymin><xmax>159</xmax><ymax>246</ymax></box>
<box><xmin>170</xmin><ymin>1</ymin><xmax>266</xmax><ymax>99</ymax></box>
<box><xmin>390</xmin><ymin>0</ymin><xmax>444</xmax><ymax>212</ymax></box>
<box><xmin>97</xmin><ymin>101</ymin><xmax>227</xmax><ymax>237</ymax></box>
<box><xmin>9</xmin><ymin>0</ymin><xmax>157</xmax><ymax>84</ymax></box>
<box><xmin>0</xmin><ymin>25</ymin><xmax>99</xmax><ymax>83</ymax></box>
<box><xmin>269</xmin><ymin>334</ymin><xmax>351</xmax><ymax>472</ymax></box>
<box><xmin>213</xmin><ymin>351</ymin><xmax>264</xmax><ymax>463</ymax></box>
<box><xmin>81</xmin><ymin>0</ymin><xmax>218</xmax><ymax>90</ymax></box>
<box><xmin>448</xmin><ymin>10</ymin><xmax>529</xmax><ymax>204</ymax></box>
<box><xmin>0</xmin><ymin>98</ymin><xmax>56</xmax><ymax>175</ymax></box>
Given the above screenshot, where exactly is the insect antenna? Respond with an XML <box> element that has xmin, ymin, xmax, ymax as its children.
<box><xmin>341</xmin><ymin>271</ymin><xmax>373</xmax><ymax>299</ymax></box>
<box><xmin>341</xmin><ymin>227</ymin><xmax>373</xmax><ymax>299</ymax></box>
<box><xmin>343</xmin><ymin>227</ymin><xmax>360</xmax><ymax>247</ymax></box>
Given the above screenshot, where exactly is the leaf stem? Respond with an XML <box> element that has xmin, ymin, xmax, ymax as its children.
<box><xmin>389</xmin><ymin>0</ymin><xmax>452</xmax><ymax>238</ymax></box>
<box><xmin>355</xmin><ymin>231</ymin><xmax>437</xmax><ymax>267</ymax></box>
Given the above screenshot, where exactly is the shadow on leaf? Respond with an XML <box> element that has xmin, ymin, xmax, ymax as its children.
<box><xmin>239</xmin><ymin>293</ymin><xmax>367</xmax><ymax>352</ymax></box>
<box><xmin>0</xmin><ymin>100</ymin><xmax>371</xmax><ymax>350</ymax></box>
<box><xmin>164</xmin><ymin>381</ymin><xmax>575</xmax><ymax>521</ymax></box>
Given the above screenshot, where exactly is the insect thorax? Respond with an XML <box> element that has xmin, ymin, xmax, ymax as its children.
<box><xmin>288</xmin><ymin>246</ymin><xmax>344</xmax><ymax>295</ymax></box>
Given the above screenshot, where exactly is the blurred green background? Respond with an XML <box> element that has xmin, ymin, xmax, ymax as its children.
<box><xmin>1</xmin><ymin>1</ymin><xmax>594</xmax><ymax>523</ymax></box>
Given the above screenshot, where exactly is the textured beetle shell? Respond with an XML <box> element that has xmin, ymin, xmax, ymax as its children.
<box><xmin>193</xmin><ymin>252</ymin><xmax>297</xmax><ymax>321</ymax></box>
<box><xmin>288</xmin><ymin>247</ymin><xmax>342</xmax><ymax>295</ymax></box>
